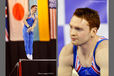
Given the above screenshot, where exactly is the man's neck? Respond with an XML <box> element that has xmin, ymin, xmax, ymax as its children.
<box><xmin>78</xmin><ymin>35</ymin><xmax>99</xmax><ymax>57</ymax></box>
<box><xmin>31</xmin><ymin>11</ymin><xmax>34</xmax><ymax>15</ymax></box>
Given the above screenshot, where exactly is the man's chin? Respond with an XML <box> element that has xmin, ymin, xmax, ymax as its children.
<box><xmin>71</xmin><ymin>41</ymin><xmax>78</xmax><ymax>45</ymax></box>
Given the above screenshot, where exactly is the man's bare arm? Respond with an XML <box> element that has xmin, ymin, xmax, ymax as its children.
<box><xmin>58</xmin><ymin>44</ymin><xmax>73</xmax><ymax>76</ymax></box>
<box><xmin>23</xmin><ymin>12</ymin><xmax>30</xmax><ymax>27</ymax></box>
<box><xmin>96</xmin><ymin>40</ymin><xmax>109</xmax><ymax>76</ymax></box>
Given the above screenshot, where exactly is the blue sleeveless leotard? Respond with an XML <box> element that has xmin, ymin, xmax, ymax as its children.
<box><xmin>23</xmin><ymin>13</ymin><xmax>35</xmax><ymax>55</ymax></box>
<box><xmin>73</xmin><ymin>37</ymin><xmax>108</xmax><ymax>76</ymax></box>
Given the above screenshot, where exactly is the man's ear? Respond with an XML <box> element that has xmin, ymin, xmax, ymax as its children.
<box><xmin>90</xmin><ymin>27</ymin><xmax>98</xmax><ymax>37</ymax></box>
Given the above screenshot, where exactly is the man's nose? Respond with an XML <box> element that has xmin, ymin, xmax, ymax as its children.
<box><xmin>70</xmin><ymin>29</ymin><xmax>77</xmax><ymax>36</ymax></box>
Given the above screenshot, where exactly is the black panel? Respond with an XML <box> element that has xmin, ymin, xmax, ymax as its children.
<box><xmin>21</xmin><ymin>60</ymin><xmax>56</xmax><ymax>76</ymax></box>
<box><xmin>6</xmin><ymin>39</ymin><xmax>56</xmax><ymax>76</ymax></box>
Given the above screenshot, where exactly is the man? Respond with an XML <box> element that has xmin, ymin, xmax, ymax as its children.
<box><xmin>23</xmin><ymin>5</ymin><xmax>38</xmax><ymax>60</ymax></box>
<box><xmin>58</xmin><ymin>8</ymin><xmax>108</xmax><ymax>76</ymax></box>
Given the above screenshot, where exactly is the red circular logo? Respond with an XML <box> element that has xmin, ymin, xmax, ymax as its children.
<box><xmin>12</xmin><ymin>3</ymin><xmax>24</xmax><ymax>21</ymax></box>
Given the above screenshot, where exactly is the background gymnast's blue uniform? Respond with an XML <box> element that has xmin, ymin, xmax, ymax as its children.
<box><xmin>23</xmin><ymin>13</ymin><xmax>35</xmax><ymax>55</ymax></box>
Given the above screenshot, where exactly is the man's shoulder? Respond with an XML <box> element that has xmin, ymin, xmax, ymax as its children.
<box><xmin>96</xmin><ymin>39</ymin><xmax>108</xmax><ymax>55</ymax></box>
<box><xmin>60</xmin><ymin>43</ymin><xmax>74</xmax><ymax>56</ymax></box>
<box><xmin>97</xmin><ymin>39</ymin><xmax>108</xmax><ymax>49</ymax></box>
<box><xmin>95</xmin><ymin>39</ymin><xmax>108</xmax><ymax>67</ymax></box>
<box><xmin>59</xmin><ymin>43</ymin><xmax>74</xmax><ymax>66</ymax></box>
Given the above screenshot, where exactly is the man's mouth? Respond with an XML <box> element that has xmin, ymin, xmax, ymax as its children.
<box><xmin>71</xmin><ymin>38</ymin><xmax>77</xmax><ymax>41</ymax></box>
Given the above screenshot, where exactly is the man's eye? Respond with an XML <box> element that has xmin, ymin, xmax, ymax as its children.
<box><xmin>75</xmin><ymin>28</ymin><xmax>82</xmax><ymax>31</ymax></box>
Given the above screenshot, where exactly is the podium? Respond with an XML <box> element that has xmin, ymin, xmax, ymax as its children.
<box><xmin>10</xmin><ymin>59</ymin><xmax>56</xmax><ymax>76</ymax></box>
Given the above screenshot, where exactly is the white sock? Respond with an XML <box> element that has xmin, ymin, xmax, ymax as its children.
<box><xmin>29</xmin><ymin>55</ymin><xmax>33</xmax><ymax>60</ymax></box>
<box><xmin>26</xmin><ymin>54</ymin><xmax>30</xmax><ymax>59</ymax></box>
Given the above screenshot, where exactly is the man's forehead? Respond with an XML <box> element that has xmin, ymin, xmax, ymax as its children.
<box><xmin>70</xmin><ymin>16</ymin><xmax>89</xmax><ymax>26</ymax></box>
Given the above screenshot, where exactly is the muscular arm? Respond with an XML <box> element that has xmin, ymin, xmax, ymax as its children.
<box><xmin>58</xmin><ymin>43</ymin><xmax>73</xmax><ymax>76</ymax></box>
<box><xmin>23</xmin><ymin>12</ymin><xmax>30</xmax><ymax>27</ymax></box>
<box><xmin>96</xmin><ymin>40</ymin><xmax>109</xmax><ymax>76</ymax></box>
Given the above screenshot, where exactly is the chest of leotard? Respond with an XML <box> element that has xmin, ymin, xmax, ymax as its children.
<box><xmin>24</xmin><ymin>13</ymin><xmax>35</xmax><ymax>27</ymax></box>
<box><xmin>73</xmin><ymin>37</ymin><xmax>108</xmax><ymax>76</ymax></box>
